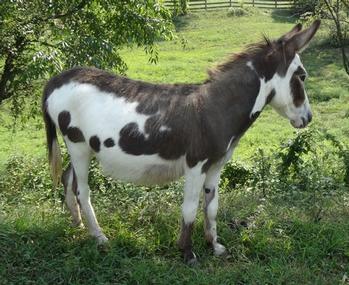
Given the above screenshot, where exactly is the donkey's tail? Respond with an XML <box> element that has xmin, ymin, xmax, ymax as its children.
<box><xmin>42</xmin><ymin>88</ymin><xmax>62</xmax><ymax>189</ymax></box>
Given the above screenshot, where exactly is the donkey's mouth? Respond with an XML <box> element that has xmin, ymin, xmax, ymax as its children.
<box><xmin>290</xmin><ymin>117</ymin><xmax>307</xmax><ymax>129</ymax></box>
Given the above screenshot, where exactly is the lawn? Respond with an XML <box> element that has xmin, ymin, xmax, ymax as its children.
<box><xmin>0</xmin><ymin>9</ymin><xmax>349</xmax><ymax>285</ymax></box>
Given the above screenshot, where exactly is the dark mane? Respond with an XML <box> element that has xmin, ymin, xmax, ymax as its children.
<box><xmin>208</xmin><ymin>36</ymin><xmax>274</xmax><ymax>80</ymax></box>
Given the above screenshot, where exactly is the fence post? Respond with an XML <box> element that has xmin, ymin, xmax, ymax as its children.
<box><xmin>205</xmin><ymin>0</ymin><xmax>207</xmax><ymax>10</ymax></box>
<box><xmin>253</xmin><ymin>0</ymin><xmax>255</xmax><ymax>7</ymax></box>
<box><xmin>230</xmin><ymin>0</ymin><xmax>232</xmax><ymax>7</ymax></box>
<box><xmin>275</xmin><ymin>0</ymin><xmax>277</xmax><ymax>8</ymax></box>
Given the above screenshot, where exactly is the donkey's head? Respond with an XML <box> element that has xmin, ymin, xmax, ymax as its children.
<box><xmin>262</xmin><ymin>20</ymin><xmax>320</xmax><ymax>128</ymax></box>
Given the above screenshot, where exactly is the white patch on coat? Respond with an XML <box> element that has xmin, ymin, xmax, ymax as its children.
<box><xmin>182</xmin><ymin>160</ymin><xmax>207</xmax><ymax>224</ymax></box>
<box><xmin>226</xmin><ymin>136</ymin><xmax>235</xmax><ymax>152</ymax></box>
<box><xmin>46</xmin><ymin>82</ymin><xmax>186</xmax><ymax>185</ymax></box>
<box><xmin>159</xmin><ymin>125</ymin><xmax>171</xmax><ymax>132</ymax></box>
<box><xmin>246</xmin><ymin>61</ymin><xmax>255</xmax><ymax>72</ymax></box>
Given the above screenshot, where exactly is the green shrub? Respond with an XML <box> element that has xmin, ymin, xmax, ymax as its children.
<box><xmin>0</xmin><ymin>155</ymin><xmax>54</xmax><ymax>203</ymax></box>
<box><xmin>293</xmin><ymin>0</ymin><xmax>319</xmax><ymax>16</ymax></box>
<box><xmin>220</xmin><ymin>160</ymin><xmax>251</xmax><ymax>189</ymax></box>
<box><xmin>227</xmin><ymin>7</ymin><xmax>247</xmax><ymax>17</ymax></box>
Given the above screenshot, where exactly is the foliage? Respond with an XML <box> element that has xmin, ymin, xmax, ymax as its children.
<box><xmin>293</xmin><ymin>0</ymin><xmax>319</xmax><ymax>15</ymax></box>
<box><xmin>0</xmin><ymin>0</ymin><xmax>174</xmax><ymax>118</ymax></box>
<box><xmin>220</xmin><ymin>160</ymin><xmax>251</xmax><ymax>189</ymax></box>
<box><xmin>0</xmin><ymin>155</ymin><xmax>56</xmax><ymax>204</ymax></box>
<box><xmin>319</xmin><ymin>0</ymin><xmax>349</xmax><ymax>75</ymax></box>
<box><xmin>299</xmin><ymin>0</ymin><xmax>349</xmax><ymax>75</ymax></box>
<box><xmin>168</xmin><ymin>0</ymin><xmax>188</xmax><ymax>15</ymax></box>
<box><xmin>221</xmin><ymin>128</ymin><xmax>348</xmax><ymax>220</ymax></box>
<box><xmin>227</xmin><ymin>6</ymin><xmax>259</xmax><ymax>17</ymax></box>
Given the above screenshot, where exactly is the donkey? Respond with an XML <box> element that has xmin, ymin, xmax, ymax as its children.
<box><xmin>43</xmin><ymin>20</ymin><xmax>320</xmax><ymax>264</ymax></box>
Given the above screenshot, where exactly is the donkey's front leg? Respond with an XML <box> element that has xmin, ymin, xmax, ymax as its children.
<box><xmin>178</xmin><ymin>162</ymin><xmax>206</xmax><ymax>264</ymax></box>
<box><xmin>203</xmin><ymin>165</ymin><xmax>226</xmax><ymax>256</ymax></box>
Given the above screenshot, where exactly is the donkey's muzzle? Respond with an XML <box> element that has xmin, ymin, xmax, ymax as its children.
<box><xmin>291</xmin><ymin>111</ymin><xmax>312</xmax><ymax>129</ymax></box>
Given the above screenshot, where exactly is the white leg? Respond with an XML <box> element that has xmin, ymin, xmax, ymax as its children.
<box><xmin>178</xmin><ymin>161</ymin><xmax>206</xmax><ymax>264</ymax></box>
<box><xmin>61</xmin><ymin>164</ymin><xmax>83</xmax><ymax>227</ymax></box>
<box><xmin>203</xmin><ymin>164</ymin><xmax>226</xmax><ymax>256</ymax></box>
<box><xmin>66</xmin><ymin>142</ymin><xmax>107</xmax><ymax>244</ymax></box>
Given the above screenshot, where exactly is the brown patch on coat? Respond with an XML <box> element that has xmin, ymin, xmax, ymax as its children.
<box><xmin>291</xmin><ymin>67</ymin><xmax>306</xmax><ymax>107</ymax></box>
<box><xmin>89</xmin><ymin>135</ymin><xmax>101</xmax><ymax>152</ymax></box>
<box><xmin>178</xmin><ymin>220</ymin><xmax>196</xmax><ymax>263</ymax></box>
<box><xmin>67</xmin><ymin>127</ymin><xmax>85</xmax><ymax>143</ymax></box>
<box><xmin>58</xmin><ymin>111</ymin><xmax>71</xmax><ymax>135</ymax></box>
<box><xmin>204</xmin><ymin>187</ymin><xmax>216</xmax><ymax>244</ymax></box>
<box><xmin>290</xmin><ymin>76</ymin><xmax>305</xmax><ymax>107</ymax></box>
<box><xmin>103</xmin><ymin>138</ymin><xmax>115</xmax><ymax>148</ymax></box>
<box><xmin>61</xmin><ymin>164</ymin><xmax>72</xmax><ymax>195</ymax></box>
<box><xmin>61</xmin><ymin>163</ymin><xmax>79</xmax><ymax>203</ymax></box>
<box><xmin>266</xmin><ymin>89</ymin><xmax>276</xmax><ymax>105</ymax></box>
<box><xmin>58</xmin><ymin>110</ymin><xmax>85</xmax><ymax>143</ymax></box>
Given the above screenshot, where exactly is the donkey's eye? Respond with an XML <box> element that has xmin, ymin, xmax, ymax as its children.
<box><xmin>299</xmin><ymin>74</ymin><xmax>306</xmax><ymax>82</ymax></box>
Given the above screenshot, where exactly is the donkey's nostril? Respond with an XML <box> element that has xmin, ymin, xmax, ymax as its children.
<box><xmin>307</xmin><ymin>112</ymin><xmax>313</xmax><ymax>123</ymax></box>
<box><xmin>301</xmin><ymin>117</ymin><xmax>306</xmax><ymax>127</ymax></box>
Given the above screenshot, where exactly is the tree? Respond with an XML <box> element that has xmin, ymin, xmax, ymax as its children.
<box><xmin>321</xmin><ymin>0</ymin><xmax>349</xmax><ymax>75</ymax></box>
<box><xmin>0</xmin><ymin>0</ymin><xmax>174</xmax><ymax>113</ymax></box>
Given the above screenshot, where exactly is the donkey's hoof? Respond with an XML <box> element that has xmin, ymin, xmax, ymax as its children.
<box><xmin>71</xmin><ymin>220</ymin><xmax>84</xmax><ymax>228</ymax></box>
<box><xmin>213</xmin><ymin>243</ymin><xmax>227</xmax><ymax>256</ymax></box>
<box><xmin>184</xmin><ymin>251</ymin><xmax>198</xmax><ymax>266</ymax></box>
<box><xmin>96</xmin><ymin>234</ymin><xmax>109</xmax><ymax>245</ymax></box>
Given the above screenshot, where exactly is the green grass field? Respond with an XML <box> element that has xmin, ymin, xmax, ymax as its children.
<box><xmin>1</xmin><ymin>9</ymin><xmax>349</xmax><ymax>285</ymax></box>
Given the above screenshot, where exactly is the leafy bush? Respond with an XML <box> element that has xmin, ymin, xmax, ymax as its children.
<box><xmin>220</xmin><ymin>128</ymin><xmax>348</xmax><ymax>219</ymax></box>
<box><xmin>220</xmin><ymin>160</ymin><xmax>251</xmax><ymax>189</ymax></box>
<box><xmin>293</xmin><ymin>0</ymin><xmax>319</xmax><ymax>16</ymax></box>
<box><xmin>0</xmin><ymin>155</ymin><xmax>54</xmax><ymax>203</ymax></box>
<box><xmin>227</xmin><ymin>7</ymin><xmax>247</xmax><ymax>17</ymax></box>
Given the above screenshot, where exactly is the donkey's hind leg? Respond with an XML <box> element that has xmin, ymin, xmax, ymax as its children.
<box><xmin>66</xmin><ymin>141</ymin><xmax>108</xmax><ymax>244</ymax></box>
<box><xmin>61</xmin><ymin>163</ymin><xmax>83</xmax><ymax>227</ymax></box>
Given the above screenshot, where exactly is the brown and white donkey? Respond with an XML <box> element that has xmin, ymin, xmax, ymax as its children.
<box><xmin>43</xmin><ymin>20</ymin><xmax>320</xmax><ymax>264</ymax></box>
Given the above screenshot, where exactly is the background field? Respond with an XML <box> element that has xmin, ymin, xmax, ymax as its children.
<box><xmin>1</xmin><ymin>9</ymin><xmax>349</xmax><ymax>285</ymax></box>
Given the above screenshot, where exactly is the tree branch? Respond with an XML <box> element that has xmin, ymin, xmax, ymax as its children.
<box><xmin>45</xmin><ymin>0</ymin><xmax>89</xmax><ymax>21</ymax></box>
<box><xmin>323</xmin><ymin>0</ymin><xmax>349</xmax><ymax>75</ymax></box>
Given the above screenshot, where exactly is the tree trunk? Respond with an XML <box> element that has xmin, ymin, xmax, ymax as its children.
<box><xmin>0</xmin><ymin>53</ymin><xmax>15</xmax><ymax>105</ymax></box>
<box><xmin>0</xmin><ymin>36</ymin><xmax>26</xmax><ymax>104</ymax></box>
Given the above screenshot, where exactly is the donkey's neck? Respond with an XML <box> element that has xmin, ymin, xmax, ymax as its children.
<box><xmin>202</xmin><ymin>60</ymin><xmax>274</xmax><ymax>152</ymax></box>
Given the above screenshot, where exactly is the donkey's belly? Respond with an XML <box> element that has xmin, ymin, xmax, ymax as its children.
<box><xmin>97</xmin><ymin>151</ymin><xmax>185</xmax><ymax>185</ymax></box>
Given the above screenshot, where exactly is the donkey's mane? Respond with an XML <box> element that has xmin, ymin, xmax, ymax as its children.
<box><xmin>208</xmin><ymin>36</ymin><xmax>273</xmax><ymax>80</ymax></box>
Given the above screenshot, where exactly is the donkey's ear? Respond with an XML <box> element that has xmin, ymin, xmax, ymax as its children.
<box><xmin>278</xmin><ymin>23</ymin><xmax>303</xmax><ymax>42</ymax></box>
<box><xmin>286</xmin><ymin>20</ymin><xmax>321</xmax><ymax>53</ymax></box>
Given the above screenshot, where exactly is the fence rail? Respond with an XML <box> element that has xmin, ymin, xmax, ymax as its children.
<box><xmin>165</xmin><ymin>0</ymin><xmax>294</xmax><ymax>10</ymax></box>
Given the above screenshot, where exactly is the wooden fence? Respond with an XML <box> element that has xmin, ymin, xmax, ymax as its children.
<box><xmin>165</xmin><ymin>0</ymin><xmax>294</xmax><ymax>10</ymax></box>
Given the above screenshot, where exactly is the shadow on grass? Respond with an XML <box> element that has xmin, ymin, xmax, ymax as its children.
<box><xmin>1</xmin><ymin>196</ymin><xmax>349</xmax><ymax>285</ymax></box>
<box><xmin>270</xmin><ymin>9</ymin><xmax>297</xmax><ymax>24</ymax></box>
<box><xmin>301</xmin><ymin>45</ymin><xmax>349</xmax><ymax>102</ymax></box>
<box><xmin>0</xmin><ymin>221</ymin><xmax>177</xmax><ymax>284</ymax></box>
<box><xmin>172</xmin><ymin>13</ymin><xmax>197</xmax><ymax>32</ymax></box>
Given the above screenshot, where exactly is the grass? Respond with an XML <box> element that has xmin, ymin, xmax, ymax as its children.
<box><xmin>0</xmin><ymin>9</ymin><xmax>349</xmax><ymax>285</ymax></box>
